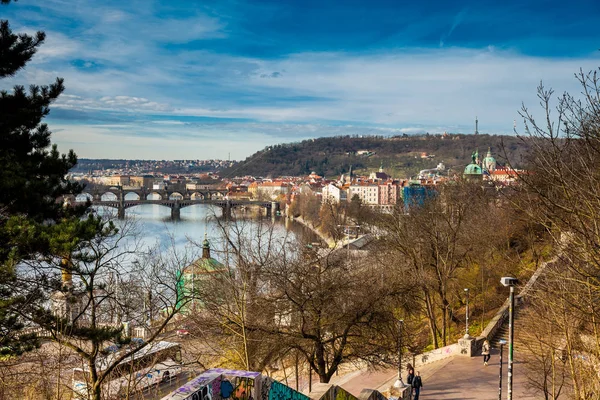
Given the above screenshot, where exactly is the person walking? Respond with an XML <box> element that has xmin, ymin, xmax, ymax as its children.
<box><xmin>406</xmin><ymin>364</ymin><xmax>415</xmax><ymax>386</ymax></box>
<box><xmin>482</xmin><ymin>339</ymin><xmax>491</xmax><ymax>366</ymax></box>
<box><xmin>412</xmin><ymin>371</ymin><xmax>423</xmax><ymax>400</ymax></box>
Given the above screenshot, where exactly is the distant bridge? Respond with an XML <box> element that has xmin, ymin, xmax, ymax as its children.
<box><xmin>63</xmin><ymin>185</ymin><xmax>280</xmax><ymax>219</ymax></box>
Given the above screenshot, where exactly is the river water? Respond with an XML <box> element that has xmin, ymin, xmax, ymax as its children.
<box><xmin>88</xmin><ymin>198</ymin><xmax>316</xmax><ymax>265</ymax></box>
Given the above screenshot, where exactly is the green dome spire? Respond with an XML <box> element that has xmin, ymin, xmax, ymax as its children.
<box><xmin>482</xmin><ymin>147</ymin><xmax>497</xmax><ymax>172</ymax></box>
<box><xmin>464</xmin><ymin>149</ymin><xmax>483</xmax><ymax>179</ymax></box>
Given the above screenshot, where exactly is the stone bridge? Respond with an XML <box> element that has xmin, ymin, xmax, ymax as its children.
<box><xmin>80</xmin><ymin>184</ymin><xmax>230</xmax><ymax>201</ymax></box>
<box><xmin>65</xmin><ymin>186</ymin><xmax>279</xmax><ymax>219</ymax></box>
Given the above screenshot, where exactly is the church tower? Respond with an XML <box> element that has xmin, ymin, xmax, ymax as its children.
<box><xmin>482</xmin><ymin>147</ymin><xmax>497</xmax><ymax>172</ymax></box>
<box><xmin>202</xmin><ymin>233</ymin><xmax>210</xmax><ymax>259</ymax></box>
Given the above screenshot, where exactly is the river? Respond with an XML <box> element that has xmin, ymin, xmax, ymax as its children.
<box><xmin>87</xmin><ymin>195</ymin><xmax>318</xmax><ymax>264</ymax></box>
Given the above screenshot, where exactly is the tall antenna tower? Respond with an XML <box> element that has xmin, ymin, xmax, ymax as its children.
<box><xmin>475</xmin><ymin>116</ymin><xmax>479</xmax><ymax>135</ymax></box>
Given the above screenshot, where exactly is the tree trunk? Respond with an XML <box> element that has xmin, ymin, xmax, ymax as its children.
<box><xmin>441</xmin><ymin>305</ymin><xmax>447</xmax><ymax>347</ymax></box>
<box><xmin>424</xmin><ymin>290</ymin><xmax>439</xmax><ymax>348</ymax></box>
<box><xmin>315</xmin><ymin>343</ymin><xmax>329</xmax><ymax>383</ymax></box>
<box><xmin>92</xmin><ymin>383</ymin><xmax>102</xmax><ymax>400</ymax></box>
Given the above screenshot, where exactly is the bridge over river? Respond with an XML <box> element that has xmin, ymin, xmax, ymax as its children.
<box><xmin>64</xmin><ymin>186</ymin><xmax>280</xmax><ymax>219</ymax></box>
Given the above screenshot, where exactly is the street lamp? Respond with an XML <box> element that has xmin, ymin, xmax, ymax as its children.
<box><xmin>500</xmin><ymin>276</ymin><xmax>518</xmax><ymax>400</ymax></box>
<box><xmin>393</xmin><ymin>319</ymin><xmax>405</xmax><ymax>388</ymax></box>
<box><xmin>498</xmin><ymin>339</ymin><xmax>506</xmax><ymax>400</ymax></box>
<box><xmin>337</xmin><ymin>224</ymin><xmax>360</xmax><ymax>259</ymax></box>
<box><xmin>464</xmin><ymin>288</ymin><xmax>470</xmax><ymax>339</ymax></box>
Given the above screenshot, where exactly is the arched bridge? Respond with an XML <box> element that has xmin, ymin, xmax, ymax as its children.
<box><xmin>65</xmin><ymin>186</ymin><xmax>280</xmax><ymax>219</ymax></box>
<box><xmin>80</xmin><ymin>185</ymin><xmax>230</xmax><ymax>201</ymax></box>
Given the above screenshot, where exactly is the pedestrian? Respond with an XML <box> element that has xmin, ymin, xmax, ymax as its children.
<box><xmin>406</xmin><ymin>365</ymin><xmax>415</xmax><ymax>386</ymax></box>
<box><xmin>412</xmin><ymin>371</ymin><xmax>423</xmax><ymax>400</ymax></box>
<box><xmin>482</xmin><ymin>339</ymin><xmax>491</xmax><ymax>366</ymax></box>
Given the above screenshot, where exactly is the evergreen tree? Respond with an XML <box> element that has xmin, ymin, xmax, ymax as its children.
<box><xmin>0</xmin><ymin>5</ymin><xmax>87</xmax><ymax>355</ymax></box>
<box><xmin>1</xmin><ymin>10</ymin><xmax>185</xmax><ymax>399</ymax></box>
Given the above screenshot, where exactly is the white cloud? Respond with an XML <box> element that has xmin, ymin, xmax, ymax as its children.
<box><xmin>33</xmin><ymin>31</ymin><xmax>82</xmax><ymax>61</ymax></box>
<box><xmin>54</xmin><ymin>95</ymin><xmax>171</xmax><ymax>113</ymax></box>
<box><xmin>151</xmin><ymin>120</ymin><xmax>187</xmax><ymax>125</ymax></box>
<box><xmin>21</xmin><ymin>44</ymin><xmax>598</xmax><ymax>135</ymax></box>
<box><xmin>49</xmin><ymin>123</ymin><xmax>270</xmax><ymax>160</ymax></box>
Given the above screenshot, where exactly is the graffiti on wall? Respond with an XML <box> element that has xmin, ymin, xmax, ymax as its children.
<box><xmin>219</xmin><ymin>376</ymin><xmax>255</xmax><ymax>400</ymax></box>
<box><xmin>459</xmin><ymin>339</ymin><xmax>470</xmax><ymax>355</ymax></box>
<box><xmin>166</xmin><ymin>375</ymin><xmax>216</xmax><ymax>399</ymax></box>
<box><xmin>163</xmin><ymin>369</ymin><xmax>309</xmax><ymax>400</ymax></box>
<box><xmin>268</xmin><ymin>380</ymin><xmax>309</xmax><ymax>400</ymax></box>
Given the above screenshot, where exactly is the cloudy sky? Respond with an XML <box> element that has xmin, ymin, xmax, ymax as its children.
<box><xmin>3</xmin><ymin>0</ymin><xmax>600</xmax><ymax>160</ymax></box>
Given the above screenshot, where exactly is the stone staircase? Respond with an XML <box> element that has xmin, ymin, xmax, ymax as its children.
<box><xmin>490</xmin><ymin>304</ymin><xmax>536</xmax><ymax>355</ymax></box>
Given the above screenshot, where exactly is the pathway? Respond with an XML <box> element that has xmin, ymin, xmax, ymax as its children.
<box><xmin>412</xmin><ymin>349</ymin><xmax>538</xmax><ymax>399</ymax></box>
<box><xmin>332</xmin><ymin>349</ymin><xmax>544</xmax><ymax>400</ymax></box>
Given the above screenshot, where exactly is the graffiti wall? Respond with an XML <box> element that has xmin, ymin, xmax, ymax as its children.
<box><xmin>267</xmin><ymin>380</ymin><xmax>309</xmax><ymax>400</ymax></box>
<box><xmin>161</xmin><ymin>369</ymin><xmax>309</xmax><ymax>400</ymax></box>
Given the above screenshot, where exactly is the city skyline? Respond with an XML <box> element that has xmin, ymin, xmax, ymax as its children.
<box><xmin>3</xmin><ymin>0</ymin><xmax>600</xmax><ymax>160</ymax></box>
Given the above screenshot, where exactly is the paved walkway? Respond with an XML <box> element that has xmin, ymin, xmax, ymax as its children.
<box><xmin>415</xmin><ymin>350</ymin><xmax>539</xmax><ymax>399</ymax></box>
<box><xmin>333</xmin><ymin>349</ymin><xmax>543</xmax><ymax>400</ymax></box>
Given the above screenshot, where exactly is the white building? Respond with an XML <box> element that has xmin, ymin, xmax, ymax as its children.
<box><xmin>348</xmin><ymin>183</ymin><xmax>379</xmax><ymax>205</ymax></box>
<box><xmin>322</xmin><ymin>183</ymin><xmax>347</xmax><ymax>203</ymax></box>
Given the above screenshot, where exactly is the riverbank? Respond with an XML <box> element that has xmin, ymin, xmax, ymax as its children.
<box><xmin>288</xmin><ymin>215</ymin><xmax>336</xmax><ymax>248</ymax></box>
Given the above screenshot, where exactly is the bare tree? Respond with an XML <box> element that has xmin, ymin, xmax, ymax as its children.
<box><xmin>318</xmin><ymin>201</ymin><xmax>345</xmax><ymax>242</ymax></box>
<box><xmin>186</xmin><ymin>215</ymin><xmax>402</xmax><ymax>384</ymax></box>
<box><xmin>374</xmin><ymin>182</ymin><xmax>512</xmax><ymax>348</ymax></box>
<box><xmin>6</xmin><ymin>214</ymin><xmax>189</xmax><ymax>400</ymax></box>
<box><xmin>510</xmin><ymin>69</ymin><xmax>600</xmax><ymax>399</ymax></box>
<box><xmin>261</xmin><ymin>244</ymin><xmax>401</xmax><ymax>383</ymax></box>
<box><xmin>186</xmin><ymin>218</ymin><xmax>289</xmax><ymax>372</ymax></box>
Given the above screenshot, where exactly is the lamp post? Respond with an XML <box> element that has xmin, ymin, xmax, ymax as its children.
<box><xmin>394</xmin><ymin>319</ymin><xmax>405</xmax><ymax>388</ymax></box>
<box><xmin>337</xmin><ymin>224</ymin><xmax>360</xmax><ymax>260</ymax></box>
<box><xmin>498</xmin><ymin>339</ymin><xmax>506</xmax><ymax>400</ymax></box>
<box><xmin>464</xmin><ymin>288</ymin><xmax>470</xmax><ymax>339</ymax></box>
<box><xmin>500</xmin><ymin>277</ymin><xmax>518</xmax><ymax>400</ymax></box>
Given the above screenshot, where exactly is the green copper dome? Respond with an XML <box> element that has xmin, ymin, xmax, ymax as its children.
<box><xmin>482</xmin><ymin>147</ymin><xmax>497</xmax><ymax>172</ymax></box>
<box><xmin>464</xmin><ymin>149</ymin><xmax>483</xmax><ymax>178</ymax></box>
<box><xmin>464</xmin><ymin>163</ymin><xmax>483</xmax><ymax>175</ymax></box>
<box><xmin>186</xmin><ymin>257</ymin><xmax>225</xmax><ymax>274</ymax></box>
<box><xmin>189</xmin><ymin>236</ymin><xmax>225</xmax><ymax>273</ymax></box>
<box><xmin>176</xmin><ymin>236</ymin><xmax>227</xmax><ymax>311</ymax></box>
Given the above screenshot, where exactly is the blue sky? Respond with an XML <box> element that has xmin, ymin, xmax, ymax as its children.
<box><xmin>2</xmin><ymin>0</ymin><xmax>600</xmax><ymax>160</ymax></box>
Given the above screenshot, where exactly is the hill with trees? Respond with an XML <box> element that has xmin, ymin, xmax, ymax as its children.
<box><xmin>223</xmin><ymin>133</ymin><xmax>531</xmax><ymax>178</ymax></box>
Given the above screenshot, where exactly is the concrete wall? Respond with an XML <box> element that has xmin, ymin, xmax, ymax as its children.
<box><xmin>414</xmin><ymin>343</ymin><xmax>457</xmax><ymax>366</ymax></box>
<box><xmin>309</xmin><ymin>383</ymin><xmax>358</xmax><ymax>400</ymax></box>
<box><xmin>357</xmin><ymin>389</ymin><xmax>387</xmax><ymax>400</ymax></box>
<box><xmin>162</xmin><ymin>369</ymin><xmax>310</xmax><ymax>400</ymax></box>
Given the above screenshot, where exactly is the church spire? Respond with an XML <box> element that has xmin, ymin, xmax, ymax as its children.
<box><xmin>202</xmin><ymin>233</ymin><xmax>210</xmax><ymax>259</ymax></box>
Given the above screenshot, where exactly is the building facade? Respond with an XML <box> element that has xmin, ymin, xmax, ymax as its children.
<box><xmin>378</xmin><ymin>181</ymin><xmax>401</xmax><ymax>205</ymax></box>
<box><xmin>348</xmin><ymin>183</ymin><xmax>379</xmax><ymax>205</ymax></box>
<box><xmin>322</xmin><ymin>183</ymin><xmax>347</xmax><ymax>203</ymax></box>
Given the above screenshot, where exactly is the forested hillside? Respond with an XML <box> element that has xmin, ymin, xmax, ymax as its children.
<box><xmin>223</xmin><ymin>133</ymin><xmax>530</xmax><ymax>178</ymax></box>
